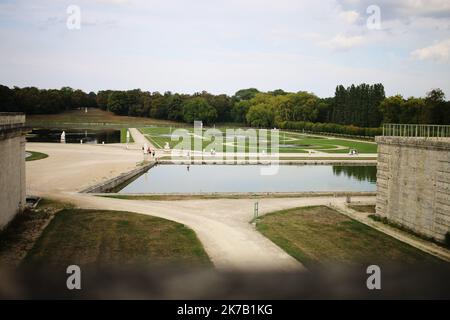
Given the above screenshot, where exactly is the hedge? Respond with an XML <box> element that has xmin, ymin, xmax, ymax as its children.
<box><xmin>278</xmin><ymin>121</ymin><xmax>382</xmax><ymax>138</ymax></box>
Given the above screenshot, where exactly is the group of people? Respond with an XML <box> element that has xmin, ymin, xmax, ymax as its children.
<box><xmin>142</xmin><ymin>143</ymin><xmax>156</xmax><ymax>158</ymax></box>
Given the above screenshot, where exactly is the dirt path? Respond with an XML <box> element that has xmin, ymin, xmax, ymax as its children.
<box><xmin>129</xmin><ymin>128</ymin><xmax>156</xmax><ymax>150</ymax></box>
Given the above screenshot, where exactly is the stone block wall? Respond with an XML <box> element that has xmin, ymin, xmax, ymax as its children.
<box><xmin>376</xmin><ymin>136</ymin><xmax>450</xmax><ymax>242</ymax></box>
<box><xmin>0</xmin><ymin>113</ymin><xmax>26</xmax><ymax>229</ymax></box>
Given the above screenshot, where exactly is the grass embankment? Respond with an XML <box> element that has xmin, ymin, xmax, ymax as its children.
<box><xmin>256</xmin><ymin>206</ymin><xmax>445</xmax><ymax>269</ymax></box>
<box><xmin>348</xmin><ymin>204</ymin><xmax>376</xmax><ymax>213</ymax></box>
<box><xmin>0</xmin><ymin>199</ymin><xmax>73</xmax><ymax>266</ymax></box>
<box><xmin>100</xmin><ymin>192</ymin><xmax>375</xmax><ymax>201</ymax></box>
<box><xmin>26</xmin><ymin>151</ymin><xmax>49</xmax><ymax>161</ymax></box>
<box><xmin>120</xmin><ymin>128</ymin><xmax>134</xmax><ymax>143</ymax></box>
<box><xmin>26</xmin><ymin>108</ymin><xmax>180</xmax><ymax>129</ymax></box>
<box><xmin>24</xmin><ymin>209</ymin><xmax>211</xmax><ymax>268</ymax></box>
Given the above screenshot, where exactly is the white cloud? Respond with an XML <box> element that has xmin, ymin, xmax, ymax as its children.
<box><xmin>320</xmin><ymin>34</ymin><xmax>365</xmax><ymax>50</ymax></box>
<box><xmin>411</xmin><ymin>39</ymin><xmax>450</xmax><ymax>63</ymax></box>
<box><xmin>339</xmin><ymin>10</ymin><xmax>359</xmax><ymax>24</ymax></box>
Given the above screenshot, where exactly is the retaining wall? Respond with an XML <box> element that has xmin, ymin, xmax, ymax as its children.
<box><xmin>376</xmin><ymin>136</ymin><xmax>450</xmax><ymax>242</ymax></box>
<box><xmin>81</xmin><ymin>162</ymin><xmax>155</xmax><ymax>193</ymax></box>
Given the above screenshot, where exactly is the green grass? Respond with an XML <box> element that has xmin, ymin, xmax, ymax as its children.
<box><xmin>257</xmin><ymin>206</ymin><xmax>445</xmax><ymax>269</ymax></box>
<box><xmin>0</xmin><ymin>209</ymin><xmax>52</xmax><ymax>254</ymax></box>
<box><xmin>24</xmin><ymin>209</ymin><xmax>211</xmax><ymax>268</ymax></box>
<box><xmin>120</xmin><ymin>128</ymin><xmax>134</xmax><ymax>143</ymax></box>
<box><xmin>0</xmin><ymin>198</ymin><xmax>74</xmax><ymax>266</ymax></box>
<box><xmin>26</xmin><ymin>151</ymin><xmax>49</xmax><ymax>161</ymax></box>
<box><xmin>140</xmin><ymin>126</ymin><xmax>377</xmax><ymax>154</ymax></box>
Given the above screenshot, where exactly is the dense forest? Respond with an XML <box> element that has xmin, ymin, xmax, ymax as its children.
<box><xmin>1</xmin><ymin>84</ymin><xmax>449</xmax><ymax>136</ymax></box>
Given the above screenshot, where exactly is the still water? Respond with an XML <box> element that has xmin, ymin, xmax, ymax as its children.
<box><xmin>118</xmin><ymin>165</ymin><xmax>377</xmax><ymax>194</ymax></box>
<box><xmin>27</xmin><ymin>129</ymin><xmax>121</xmax><ymax>144</ymax></box>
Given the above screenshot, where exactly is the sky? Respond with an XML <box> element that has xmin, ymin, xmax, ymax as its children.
<box><xmin>0</xmin><ymin>0</ymin><xmax>449</xmax><ymax>98</ymax></box>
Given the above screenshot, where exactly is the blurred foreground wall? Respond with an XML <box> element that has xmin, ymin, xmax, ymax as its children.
<box><xmin>0</xmin><ymin>113</ymin><xmax>26</xmax><ymax>229</ymax></box>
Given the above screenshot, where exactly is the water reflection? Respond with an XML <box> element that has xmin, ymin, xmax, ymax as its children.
<box><xmin>332</xmin><ymin>166</ymin><xmax>377</xmax><ymax>183</ymax></box>
<box><xmin>27</xmin><ymin>129</ymin><xmax>121</xmax><ymax>144</ymax></box>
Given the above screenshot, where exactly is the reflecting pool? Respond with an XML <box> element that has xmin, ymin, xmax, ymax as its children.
<box><xmin>118</xmin><ymin>165</ymin><xmax>377</xmax><ymax>194</ymax></box>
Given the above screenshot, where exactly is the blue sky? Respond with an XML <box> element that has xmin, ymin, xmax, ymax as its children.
<box><xmin>0</xmin><ymin>0</ymin><xmax>449</xmax><ymax>97</ymax></box>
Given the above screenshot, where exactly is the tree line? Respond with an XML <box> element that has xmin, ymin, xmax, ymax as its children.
<box><xmin>329</xmin><ymin>83</ymin><xmax>385</xmax><ymax>127</ymax></box>
<box><xmin>1</xmin><ymin>84</ymin><xmax>449</xmax><ymax>134</ymax></box>
<box><xmin>379</xmin><ymin>89</ymin><xmax>449</xmax><ymax>125</ymax></box>
<box><xmin>0</xmin><ymin>85</ymin><xmax>97</xmax><ymax>114</ymax></box>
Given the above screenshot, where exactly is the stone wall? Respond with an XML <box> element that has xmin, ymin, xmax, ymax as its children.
<box><xmin>376</xmin><ymin>136</ymin><xmax>450</xmax><ymax>242</ymax></box>
<box><xmin>81</xmin><ymin>162</ymin><xmax>155</xmax><ymax>193</ymax></box>
<box><xmin>0</xmin><ymin>113</ymin><xmax>26</xmax><ymax>229</ymax></box>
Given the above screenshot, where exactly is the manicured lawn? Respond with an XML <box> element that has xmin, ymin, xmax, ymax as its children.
<box><xmin>26</xmin><ymin>151</ymin><xmax>48</xmax><ymax>161</ymax></box>
<box><xmin>24</xmin><ymin>209</ymin><xmax>211</xmax><ymax>268</ymax></box>
<box><xmin>257</xmin><ymin>206</ymin><xmax>445</xmax><ymax>269</ymax></box>
<box><xmin>140</xmin><ymin>127</ymin><xmax>377</xmax><ymax>154</ymax></box>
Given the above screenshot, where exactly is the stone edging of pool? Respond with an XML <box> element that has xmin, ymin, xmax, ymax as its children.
<box><xmin>93</xmin><ymin>191</ymin><xmax>377</xmax><ymax>199</ymax></box>
<box><xmin>81</xmin><ymin>161</ymin><xmax>157</xmax><ymax>193</ymax></box>
<box><xmin>157</xmin><ymin>160</ymin><xmax>377</xmax><ymax>166</ymax></box>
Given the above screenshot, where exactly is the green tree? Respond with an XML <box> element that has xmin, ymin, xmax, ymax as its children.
<box><xmin>182</xmin><ymin>97</ymin><xmax>217</xmax><ymax>124</ymax></box>
<box><xmin>268</xmin><ymin>89</ymin><xmax>288</xmax><ymax>96</ymax></box>
<box><xmin>167</xmin><ymin>94</ymin><xmax>185</xmax><ymax>121</ymax></box>
<box><xmin>234</xmin><ymin>88</ymin><xmax>259</xmax><ymax>101</ymax></box>
<box><xmin>209</xmin><ymin>94</ymin><xmax>232</xmax><ymax>122</ymax></box>
<box><xmin>149</xmin><ymin>92</ymin><xmax>168</xmax><ymax>119</ymax></box>
<box><xmin>424</xmin><ymin>89</ymin><xmax>446</xmax><ymax>124</ymax></box>
<box><xmin>379</xmin><ymin>95</ymin><xmax>404</xmax><ymax>124</ymax></box>
<box><xmin>107</xmin><ymin>91</ymin><xmax>131</xmax><ymax>115</ymax></box>
<box><xmin>0</xmin><ymin>85</ymin><xmax>13</xmax><ymax>112</ymax></box>
<box><xmin>246</xmin><ymin>103</ymin><xmax>275</xmax><ymax>127</ymax></box>
<box><xmin>401</xmin><ymin>97</ymin><xmax>425</xmax><ymax>124</ymax></box>
<box><xmin>96</xmin><ymin>90</ymin><xmax>112</xmax><ymax>110</ymax></box>
<box><xmin>231</xmin><ymin>100</ymin><xmax>251</xmax><ymax>123</ymax></box>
